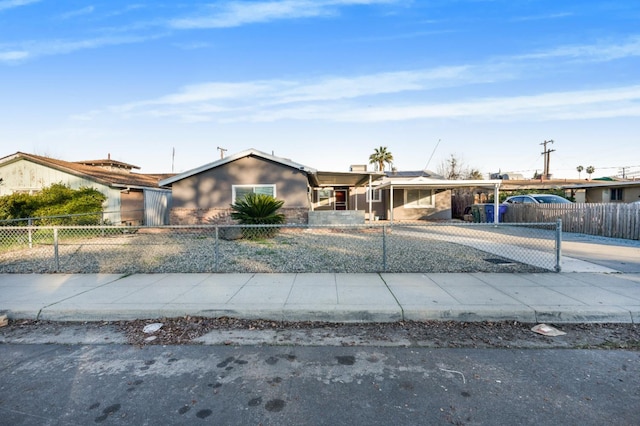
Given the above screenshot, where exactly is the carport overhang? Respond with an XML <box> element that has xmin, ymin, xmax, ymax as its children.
<box><xmin>375</xmin><ymin>178</ymin><xmax>503</xmax><ymax>223</ymax></box>
<box><xmin>314</xmin><ymin>171</ymin><xmax>385</xmax><ymax>187</ymax></box>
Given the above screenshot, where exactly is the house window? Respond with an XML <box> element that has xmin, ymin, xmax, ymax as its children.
<box><xmin>611</xmin><ymin>188</ymin><xmax>623</xmax><ymax>201</ymax></box>
<box><xmin>404</xmin><ymin>188</ymin><xmax>434</xmax><ymax>208</ymax></box>
<box><xmin>232</xmin><ymin>184</ymin><xmax>276</xmax><ymax>203</ymax></box>
<box><xmin>316</xmin><ymin>188</ymin><xmax>332</xmax><ymax>206</ymax></box>
<box><xmin>366</xmin><ymin>188</ymin><xmax>381</xmax><ymax>202</ymax></box>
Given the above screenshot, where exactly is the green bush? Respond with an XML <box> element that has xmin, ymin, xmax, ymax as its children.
<box><xmin>230</xmin><ymin>193</ymin><xmax>286</xmax><ymax>239</ymax></box>
<box><xmin>0</xmin><ymin>183</ymin><xmax>106</xmax><ymax>225</ymax></box>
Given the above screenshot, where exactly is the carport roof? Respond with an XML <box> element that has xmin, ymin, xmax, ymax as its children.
<box><xmin>376</xmin><ymin>177</ymin><xmax>502</xmax><ymax>189</ymax></box>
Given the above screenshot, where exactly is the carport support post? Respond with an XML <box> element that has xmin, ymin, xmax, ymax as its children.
<box><xmin>555</xmin><ymin>218</ymin><xmax>562</xmax><ymax>272</ymax></box>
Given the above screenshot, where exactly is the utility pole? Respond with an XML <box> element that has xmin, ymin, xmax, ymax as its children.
<box><xmin>217</xmin><ymin>146</ymin><xmax>227</xmax><ymax>159</ymax></box>
<box><xmin>540</xmin><ymin>139</ymin><xmax>555</xmax><ymax>180</ymax></box>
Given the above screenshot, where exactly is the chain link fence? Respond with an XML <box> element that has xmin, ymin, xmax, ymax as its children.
<box><xmin>0</xmin><ymin>222</ymin><xmax>561</xmax><ymax>274</ymax></box>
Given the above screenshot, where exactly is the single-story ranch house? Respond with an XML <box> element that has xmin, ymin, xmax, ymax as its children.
<box><xmin>159</xmin><ymin>148</ymin><xmax>502</xmax><ymax>225</ymax></box>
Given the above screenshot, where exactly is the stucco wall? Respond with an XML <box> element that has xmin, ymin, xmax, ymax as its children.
<box><xmin>350</xmin><ymin>186</ymin><xmax>386</xmax><ymax>219</ymax></box>
<box><xmin>390</xmin><ymin>188</ymin><xmax>452</xmax><ymax>220</ymax></box>
<box><xmin>170</xmin><ymin>156</ymin><xmax>311</xmax><ymax>224</ymax></box>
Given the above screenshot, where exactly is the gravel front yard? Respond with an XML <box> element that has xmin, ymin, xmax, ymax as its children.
<box><xmin>0</xmin><ymin>227</ymin><xmax>550</xmax><ymax>273</ymax></box>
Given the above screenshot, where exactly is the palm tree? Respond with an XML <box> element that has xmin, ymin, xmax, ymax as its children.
<box><xmin>369</xmin><ymin>146</ymin><xmax>394</xmax><ymax>172</ymax></box>
<box><xmin>586</xmin><ymin>166</ymin><xmax>595</xmax><ymax>180</ymax></box>
<box><xmin>576</xmin><ymin>165</ymin><xmax>584</xmax><ymax>179</ymax></box>
<box><xmin>230</xmin><ymin>193</ymin><xmax>286</xmax><ymax>239</ymax></box>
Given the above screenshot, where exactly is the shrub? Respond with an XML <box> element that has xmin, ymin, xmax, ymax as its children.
<box><xmin>230</xmin><ymin>193</ymin><xmax>286</xmax><ymax>239</ymax></box>
<box><xmin>0</xmin><ymin>183</ymin><xmax>106</xmax><ymax>225</ymax></box>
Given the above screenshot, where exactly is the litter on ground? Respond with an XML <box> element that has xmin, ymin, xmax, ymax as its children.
<box><xmin>531</xmin><ymin>323</ymin><xmax>566</xmax><ymax>336</ymax></box>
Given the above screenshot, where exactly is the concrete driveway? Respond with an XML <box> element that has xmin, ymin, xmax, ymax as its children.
<box><xmin>561</xmin><ymin>233</ymin><xmax>640</xmax><ymax>273</ymax></box>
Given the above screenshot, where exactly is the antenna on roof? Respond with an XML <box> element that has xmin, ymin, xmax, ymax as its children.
<box><xmin>172</xmin><ymin>147</ymin><xmax>175</xmax><ymax>173</ymax></box>
<box><xmin>424</xmin><ymin>139</ymin><xmax>441</xmax><ymax>170</ymax></box>
<box><xmin>217</xmin><ymin>146</ymin><xmax>227</xmax><ymax>159</ymax></box>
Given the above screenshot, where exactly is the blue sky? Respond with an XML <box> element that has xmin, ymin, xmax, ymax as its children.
<box><xmin>1</xmin><ymin>0</ymin><xmax>639</xmax><ymax>179</ymax></box>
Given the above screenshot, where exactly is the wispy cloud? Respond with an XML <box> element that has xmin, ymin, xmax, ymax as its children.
<box><xmin>0</xmin><ymin>0</ymin><xmax>40</xmax><ymax>12</ymax></box>
<box><xmin>112</xmin><ymin>64</ymin><xmax>500</xmax><ymax>113</ymax></box>
<box><xmin>59</xmin><ymin>6</ymin><xmax>95</xmax><ymax>20</ymax></box>
<box><xmin>0</xmin><ymin>34</ymin><xmax>167</xmax><ymax>64</ymax></box>
<box><xmin>510</xmin><ymin>12</ymin><xmax>573</xmax><ymax>22</ymax></box>
<box><xmin>169</xmin><ymin>0</ymin><xmax>400</xmax><ymax>29</ymax></box>
<box><xmin>100</xmin><ymin>56</ymin><xmax>640</xmax><ymax>124</ymax></box>
<box><xmin>1</xmin><ymin>0</ymin><xmax>399</xmax><ymax>64</ymax></box>
<box><xmin>331</xmin><ymin>85</ymin><xmax>640</xmax><ymax>122</ymax></box>
<box><xmin>0</xmin><ymin>50</ymin><xmax>29</xmax><ymax>61</ymax></box>
<box><xmin>517</xmin><ymin>36</ymin><xmax>640</xmax><ymax>61</ymax></box>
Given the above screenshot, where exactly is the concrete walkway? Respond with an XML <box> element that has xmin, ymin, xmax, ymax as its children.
<box><xmin>2</xmin><ymin>272</ymin><xmax>639</xmax><ymax>324</ymax></box>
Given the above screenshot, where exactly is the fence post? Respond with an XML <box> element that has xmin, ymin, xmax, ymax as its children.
<box><xmin>555</xmin><ymin>219</ymin><xmax>562</xmax><ymax>272</ymax></box>
<box><xmin>28</xmin><ymin>218</ymin><xmax>33</xmax><ymax>248</ymax></box>
<box><xmin>382</xmin><ymin>225</ymin><xmax>387</xmax><ymax>272</ymax></box>
<box><xmin>214</xmin><ymin>225</ymin><xmax>219</xmax><ymax>272</ymax></box>
<box><xmin>53</xmin><ymin>227</ymin><xmax>60</xmax><ymax>272</ymax></box>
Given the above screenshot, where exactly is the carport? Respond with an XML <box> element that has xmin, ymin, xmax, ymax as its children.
<box><xmin>375</xmin><ymin>178</ymin><xmax>503</xmax><ymax>223</ymax></box>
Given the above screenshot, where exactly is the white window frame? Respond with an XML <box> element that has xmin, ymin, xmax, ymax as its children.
<box><xmin>366</xmin><ymin>188</ymin><xmax>382</xmax><ymax>203</ymax></box>
<box><xmin>232</xmin><ymin>184</ymin><xmax>276</xmax><ymax>203</ymax></box>
<box><xmin>316</xmin><ymin>188</ymin><xmax>333</xmax><ymax>205</ymax></box>
<box><xmin>404</xmin><ymin>188</ymin><xmax>435</xmax><ymax>208</ymax></box>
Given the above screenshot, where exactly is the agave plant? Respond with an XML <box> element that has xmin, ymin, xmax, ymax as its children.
<box><xmin>230</xmin><ymin>193</ymin><xmax>286</xmax><ymax>239</ymax></box>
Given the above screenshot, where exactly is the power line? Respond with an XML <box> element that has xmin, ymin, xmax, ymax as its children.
<box><xmin>423</xmin><ymin>139</ymin><xmax>441</xmax><ymax>171</ymax></box>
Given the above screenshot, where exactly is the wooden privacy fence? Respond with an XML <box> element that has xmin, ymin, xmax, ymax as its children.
<box><xmin>503</xmin><ymin>203</ymin><xmax>640</xmax><ymax>240</ymax></box>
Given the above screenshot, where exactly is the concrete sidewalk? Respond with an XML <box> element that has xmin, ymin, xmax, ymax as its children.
<box><xmin>2</xmin><ymin>272</ymin><xmax>639</xmax><ymax>324</ymax></box>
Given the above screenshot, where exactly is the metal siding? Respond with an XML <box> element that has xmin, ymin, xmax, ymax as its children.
<box><xmin>144</xmin><ymin>189</ymin><xmax>172</xmax><ymax>225</ymax></box>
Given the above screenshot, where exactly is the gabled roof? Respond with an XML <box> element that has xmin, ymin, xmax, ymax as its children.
<box><xmin>159</xmin><ymin>148</ymin><xmax>318</xmax><ymax>186</ymax></box>
<box><xmin>0</xmin><ymin>152</ymin><xmax>171</xmax><ymax>189</ymax></box>
<box><xmin>75</xmin><ymin>155</ymin><xmax>141</xmax><ymax>171</ymax></box>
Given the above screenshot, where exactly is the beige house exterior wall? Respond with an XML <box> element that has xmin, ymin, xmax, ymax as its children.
<box><xmin>389</xmin><ymin>188</ymin><xmax>452</xmax><ymax>221</ymax></box>
<box><xmin>169</xmin><ymin>156</ymin><xmax>311</xmax><ymax>225</ymax></box>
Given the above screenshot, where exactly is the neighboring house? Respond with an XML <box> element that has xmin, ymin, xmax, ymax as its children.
<box><xmin>564</xmin><ymin>180</ymin><xmax>640</xmax><ymax>203</ymax></box>
<box><xmin>0</xmin><ymin>152</ymin><xmax>173</xmax><ymax>225</ymax></box>
<box><xmin>160</xmin><ymin>148</ymin><xmax>502</xmax><ymax>224</ymax></box>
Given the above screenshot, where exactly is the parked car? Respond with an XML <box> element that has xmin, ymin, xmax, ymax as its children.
<box><xmin>503</xmin><ymin>194</ymin><xmax>572</xmax><ymax>204</ymax></box>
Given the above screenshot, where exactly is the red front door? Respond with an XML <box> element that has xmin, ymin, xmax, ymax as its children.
<box><xmin>334</xmin><ymin>189</ymin><xmax>347</xmax><ymax>210</ymax></box>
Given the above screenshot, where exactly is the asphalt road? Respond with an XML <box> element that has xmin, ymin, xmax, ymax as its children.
<box><xmin>1</xmin><ymin>344</ymin><xmax>638</xmax><ymax>425</ymax></box>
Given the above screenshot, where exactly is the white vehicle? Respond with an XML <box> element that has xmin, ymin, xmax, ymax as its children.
<box><xmin>503</xmin><ymin>194</ymin><xmax>571</xmax><ymax>204</ymax></box>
